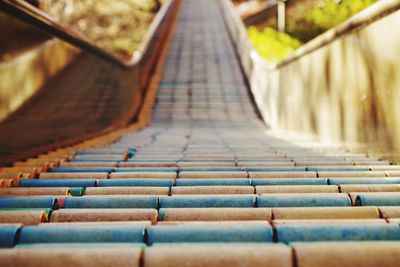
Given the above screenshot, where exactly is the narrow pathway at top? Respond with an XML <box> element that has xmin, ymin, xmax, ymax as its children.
<box><xmin>115</xmin><ymin>0</ymin><xmax>286</xmax><ymax>154</ymax></box>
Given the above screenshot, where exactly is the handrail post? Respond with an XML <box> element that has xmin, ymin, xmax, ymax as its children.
<box><xmin>277</xmin><ymin>0</ymin><xmax>286</xmax><ymax>32</ymax></box>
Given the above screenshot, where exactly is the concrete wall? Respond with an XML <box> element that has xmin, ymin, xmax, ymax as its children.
<box><xmin>221</xmin><ymin>0</ymin><xmax>400</xmax><ymax>162</ymax></box>
<box><xmin>0</xmin><ymin>40</ymin><xmax>80</xmax><ymax>122</ymax></box>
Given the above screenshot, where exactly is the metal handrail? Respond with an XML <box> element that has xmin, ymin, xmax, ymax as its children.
<box><xmin>0</xmin><ymin>0</ymin><xmax>174</xmax><ymax>69</ymax></box>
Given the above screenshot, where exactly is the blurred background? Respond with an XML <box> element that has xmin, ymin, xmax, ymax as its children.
<box><xmin>234</xmin><ymin>0</ymin><xmax>377</xmax><ymax>62</ymax></box>
<box><xmin>1</xmin><ymin>0</ymin><xmax>377</xmax><ymax>64</ymax></box>
<box><xmin>0</xmin><ymin>0</ymin><xmax>162</xmax><ymax>62</ymax></box>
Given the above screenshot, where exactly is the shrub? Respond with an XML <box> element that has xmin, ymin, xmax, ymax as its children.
<box><xmin>248</xmin><ymin>0</ymin><xmax>377</xmax><ymax>61</ymax></box>
<box><xmin>247</xmin><ymin>26</ymin><xmax>301</xmax><ymax>62</ymax></box>
<box><xmin>306</xmin><ymin>0</ymin><xmax>377</xmax><ymax>30</ymax></box>
<box><xmin>287</xmin><ymin>0</ymin><xmax>377</xmax><ymax>42</ymax></box>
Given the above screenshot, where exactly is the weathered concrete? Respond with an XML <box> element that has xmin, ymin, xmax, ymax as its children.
<box><xmin>0</xmin><ymin>39</ymin><xmax>79</xmax><ymax>122</ymax></box>
<box><xmin>221</xmin><ymin>0</ymin><xmax>400</xmax><ymax>162</ymax></box>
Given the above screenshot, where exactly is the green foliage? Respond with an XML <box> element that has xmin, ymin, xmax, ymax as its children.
<box><xmin>288</xmin><ymin>0</ymin><xmax>377</xmax><ymax>42</ymax></box>
<box><xmin>306</xmin><ymin>0</ymin><xmax>377</xmax><ymax>30</ymax></box>
<box><xmin>248</xmin><ymin>0</ymin><xmax>377</xmax><ymax>62</ymax></box>
<box><xmin>247</xmin><ymin>26</ymin><xmax>301</xmax><ymax>62</ymax></box>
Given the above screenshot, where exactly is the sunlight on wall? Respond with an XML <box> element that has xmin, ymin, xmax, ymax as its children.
<box><xmin>0</xmin><ymin>40</ymin><xmax>79</xmax><ymax>122</ymax></box>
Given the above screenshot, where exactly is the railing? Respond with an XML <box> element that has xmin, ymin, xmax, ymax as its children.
<box><xmin>220</xmin><ymin>0</ymin><xmax>400</xmax><ymax>162</ymax></box>
<box><xmin>0</xmin><ymin>0</ymin><xmax>178</xmax><ymax>165</ymax></box>
<box><xmin>0</xmin><ymin>0</ymin><xmax>175</xmax><ymax>68</ymax></box>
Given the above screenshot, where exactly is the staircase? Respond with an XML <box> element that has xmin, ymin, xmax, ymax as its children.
<box><xmin>1</xmin><ymin>0</ymin><xmax>400</xmax><ymax>266</ymax></box>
